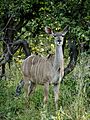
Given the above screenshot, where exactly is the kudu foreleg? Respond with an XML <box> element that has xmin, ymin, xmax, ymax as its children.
<box><xmin>53</xmin><ymin>83</ymin><xmax>60</xmax><ymax>110</ymax></box>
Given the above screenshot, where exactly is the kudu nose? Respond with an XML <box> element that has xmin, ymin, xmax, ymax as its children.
<box><xmin>57</xmin><ymin>39</ymin><xmax>61</xmax><ymax>44</ymax></box>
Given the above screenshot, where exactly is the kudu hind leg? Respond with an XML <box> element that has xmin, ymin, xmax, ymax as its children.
<box><xmin>28</xmin><ymin>81</ymin><xmax>35</xmax><ymax>95</ymax></box>
<box><xmin>24</xmin><ymin>79</ymin><xmax>35</xmax><ymax>97</ymax></box>
<box><xmin>44</xmin><ymin>82</ymin><xmax>49</xmax><ymax>104</ymax></box>
<box><xmin>24</xmin><ymin>78</ymin><xmax>35</xmax><ymax>106</ymax></box>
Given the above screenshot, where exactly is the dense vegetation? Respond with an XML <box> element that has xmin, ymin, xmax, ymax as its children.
<box><xmin>0</xmin><ymin>0</ymin><xmax>90</xmax><ymax>120</ymax></box>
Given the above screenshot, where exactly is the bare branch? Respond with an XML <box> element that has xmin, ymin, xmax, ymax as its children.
<box><xmin>64</xmin><ymin>38</ymin><xmax>78</xmax><ymax>77</ymax></box>
<box><xmin>15</xmin><ymin>19</ymin><xmax>28</xmax><ymax>31</ymax></box>
<box><xmin>1</xmin><ymin>16</ymin><xmax>13</xmax><ymax>32</ymax></box>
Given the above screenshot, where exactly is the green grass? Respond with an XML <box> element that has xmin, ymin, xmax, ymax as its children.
<box><xmin>0</xmin><ymin>53</ymin><xmax>90</xmax><ymax>120</ymax></box>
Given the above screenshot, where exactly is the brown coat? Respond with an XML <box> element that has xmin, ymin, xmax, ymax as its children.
<box><xmin>22</xmin><ymin>55</ymin><xmax>56</xmax><ymax>85</ymax></box>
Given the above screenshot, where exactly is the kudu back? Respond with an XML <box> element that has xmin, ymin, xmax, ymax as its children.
<box><xmin>21</xmin><ymin>26</ymin><xmax>68</xmax><ymax>109</ymax></box>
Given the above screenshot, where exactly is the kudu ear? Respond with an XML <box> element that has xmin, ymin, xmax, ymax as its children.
<box><xmin>45</xmin><ymin>26</ymin><xmax>53</xmax><ymax>34</ymax></box>
<box><xmin>62</xmin><ymin>25</ymin><xmax>69</xmax><ymax>36</ymax></box>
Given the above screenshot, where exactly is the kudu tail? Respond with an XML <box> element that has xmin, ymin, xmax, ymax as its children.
<box><xmin>15</xmin><ymin>80</ymin><xmax>24</xmax><ymax>96</ymax></box>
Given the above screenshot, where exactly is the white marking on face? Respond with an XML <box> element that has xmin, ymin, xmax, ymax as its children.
<box><xmin>55</xmin><ymin>36</ymin><xmax>64</xmax><ymax>45</ymax></box>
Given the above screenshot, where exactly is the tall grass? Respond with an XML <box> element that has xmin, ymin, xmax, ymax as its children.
<box><xmin>0</xmin><ymin>53</ymin><xmax>90</xmax><ymax>120</ymax></box>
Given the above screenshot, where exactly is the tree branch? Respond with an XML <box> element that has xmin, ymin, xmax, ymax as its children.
<box><xmin>15</xmin><ymin>19</ymin><xmax>28</xmax><ymax>32</ymax></box>
<box><xmin>0</xmin><ymin>40</ymin><xmax>30</xmax><ymax>67</ymax></box>
<box><xmin>64</xmin><ymin>38</ymin><xmax>78</xmax><ymax>77</ymax></box>
<box><xmin>1</xmin><ymin>16</ymin><xmax>13</xmax><ymax>32</ymax></box>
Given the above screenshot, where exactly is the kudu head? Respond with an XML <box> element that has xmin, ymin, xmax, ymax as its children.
<box><xmin>45</xmin><ymin>26</ymin><xmax>69</xmax><ymax>46</ymax></box>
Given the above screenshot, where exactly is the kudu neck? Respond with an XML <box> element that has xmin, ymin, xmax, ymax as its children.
<box><xmin>53</xmin><ymin>45</ymin><xmax>63</xmax><ymax>69</ymax></box>
<box><xmin>56</xmin><ymin>45</ymin><xmax>63</xmax><ymax>58</ymax></box>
